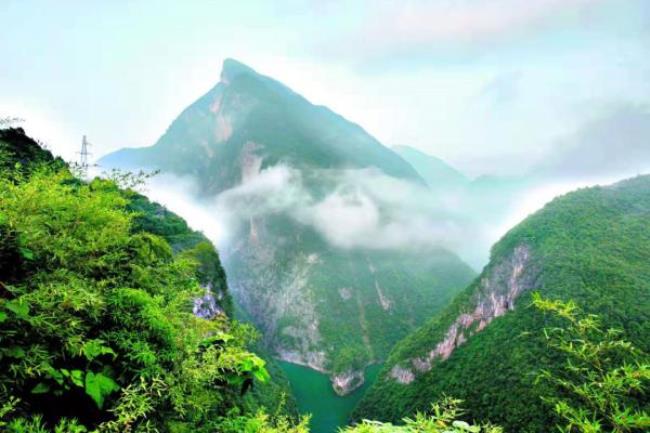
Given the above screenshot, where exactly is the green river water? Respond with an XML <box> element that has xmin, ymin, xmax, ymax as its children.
<box><xmin>278</xmin><ymin>362</ymin><xmax>382</xmax><ymax>433</ymax></box>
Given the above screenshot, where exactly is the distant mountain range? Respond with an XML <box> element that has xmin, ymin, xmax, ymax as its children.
<box><xmin>392</xmin><ymin>145</ymin><xmax>467</xmax><ymax>191</ymax></box>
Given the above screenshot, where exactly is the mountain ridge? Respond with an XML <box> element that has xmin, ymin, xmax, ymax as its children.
<box><xmin>100</xmin><ymin>58</ymin><xmax>425</xmax><ymax>192</ymax></box>
<box><xmin>391</xmin><ymin>145</ymin><xmax>467</xmax><ymax>191</ymax></box>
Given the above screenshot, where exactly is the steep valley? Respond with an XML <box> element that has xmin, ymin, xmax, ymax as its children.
<box><xmin>278</xmin><ymin>361</ymin><xmax>383</xmax><ymax>433</ymax></box>
<box><xmin>101</xmin><ymin>59</ymin><xmax>477</xmax><ymax>393</ymax></box>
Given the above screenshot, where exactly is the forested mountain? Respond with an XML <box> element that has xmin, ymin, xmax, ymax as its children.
<box><xmin>353</xmin><ymin>175</ymin><xmax>650</xmax><ymax>432</ymax></box>
<box><xmin>100</xmin><ymin>60</ymin><xmax>476</xmax><ymax>393</ymax></box>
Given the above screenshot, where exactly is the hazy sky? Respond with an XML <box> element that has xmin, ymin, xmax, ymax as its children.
<box><xmin>2</xmin><ymin>0</ymin><xmax>649</xmax><ymax>176</ymax></box>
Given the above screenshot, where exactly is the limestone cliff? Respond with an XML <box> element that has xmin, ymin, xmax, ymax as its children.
<box><xmin>389</xmin><ymin>244</ymin><xmax>536</xmax><ymax>383</ymax></box>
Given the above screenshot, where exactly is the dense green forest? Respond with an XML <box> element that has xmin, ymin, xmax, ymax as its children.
<box><xmin>354</xmin><ymin>174</ymin><xmax>650</xmax><ymax>432</ymax></box>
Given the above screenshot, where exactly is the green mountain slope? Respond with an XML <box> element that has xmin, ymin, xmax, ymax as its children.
<box><xmin>0</xmin><ymin>128</ymin><xmax>297</xmax><ymax>424</ymax></box>
<box><xmin>226</xmin><ymin>217</ymin><xmax>475</xmax><ymax>389</ymax></box>
<box><xmin>392</xmin><ymin>145</ymin><xmax>467</xmax><ymax>191</ymax></box>
<box><xmin>100</xmin><ymin>59</ymin><xmax>476</xmax><ymax>393</ymax></box>
<box><xmin>353</xmin><ymin>175</ymin><xmax>650</xmax><ymax>432</ymax></box>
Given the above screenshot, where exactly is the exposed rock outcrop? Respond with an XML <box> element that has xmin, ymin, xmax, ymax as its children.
<box><xmin>389</xmin><ymin>365</ymin><xmax>416</xmax><ymax>384</ymax></box>
<box><xmin>193</xmin><ymin>283</ymin><xmax>224</xmax><ymax>319</ymax></box>
<box><xmin>332</xmin><ymin>369</ymin><xmax>365</xmax><ymax>396</ymax></box>
<box><xmin>390</xmin><ymin>244</ymin><xmax>537</xmax><ymax>384</ymax></box>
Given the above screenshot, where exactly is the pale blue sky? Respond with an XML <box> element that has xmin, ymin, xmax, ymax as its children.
<box><xmin>2</xmin><ymin>0</ymin><xmax>649</xmax><ymax>176</ymax></box>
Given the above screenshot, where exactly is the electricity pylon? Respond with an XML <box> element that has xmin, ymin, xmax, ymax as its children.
<box><xmin>78</xmin><ymin>135</ymin><xmax>92</xmax><ymax>177</ymax></box>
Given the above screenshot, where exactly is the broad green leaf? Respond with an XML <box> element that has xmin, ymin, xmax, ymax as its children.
<box><xmin>240</xmin><ymin>358</ymin><xmax>254</xmax><ymax>372</ymax></box>
<box><xmin>81</xmin><ymin>339</ymin><xmax>116</xmax><ymax>361</ymax></box>
<box><xmin>5</xmin><ymin>300</ymin><xmax>29</xmax><ymax>319</ymax></box>
<box><xmin>252</xmin><ymin>366</ymin><xmax>270</xmax><ymax>383</ymax></box>
<box><xmin>31</xmin><ymin>382</ymin><xmax>50</xmax><ymax>394</ymax></box>
<box><xmin>18</xmin><ymin>247</ymin><xmax>34</xmax><ymax>260</ymax></box>
<box><xmin>70</xmin><ymin>370</ymin><xmax>84</xmax><ymax>387</ymax></box>
<box><xmin>85</xmin><ymin>371</ymin><xmax>120</xmax><ymax>409</ymax></box>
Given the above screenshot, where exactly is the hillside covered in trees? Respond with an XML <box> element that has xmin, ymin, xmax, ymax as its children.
<box><xmin>0</xmin><ymin>127</ymin><xmax>299</xmax><ymax>431</ymax></box>
<box><xmin>353</xmin><ymin>174</ymin><xmax>650</xmax><ymax>432</ymax></box>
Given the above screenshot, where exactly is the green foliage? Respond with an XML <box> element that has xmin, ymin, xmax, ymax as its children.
<box><xmin>125</xmin><ymin>191</ymin><xmax>233</xmax><ymax>314</ymax></box>
<box><xmin>218</xmin><ymin>410</ymin><xmax>311</xmax><ymax>433</ymax></box>
<box><xmin>215</xmin><ymin>397</ymin><xmax>500</xmax><ymax>433</ymax></box>
<box><xmin>84</xmin><ymin>372</ymin><xmax>120</xmax><ymax>409</ymax></box>
<box><xmin>0</xmin><ymin>160</ymin><xmax>271</xmax><ymax>431</ymax></box>
<box><xmin>533</xmin><ymin>294</ymin><xmax>650</xmax><ymax>433</ymax></box>
<box><xmin>0</xmin><ymin>128</ymin><xmax>64</xmax><ymax>176</ymax></box>
<box><xmin>343</xmin><ymin>398</ymin><xmax>501</xmax><ymax>433</ymax></box>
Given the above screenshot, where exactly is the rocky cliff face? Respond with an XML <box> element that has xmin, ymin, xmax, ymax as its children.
<box><xmin>331</xmin><ymin>370</ymin><xmax>366</xmax><ymax>396</ymax></box>
<box><xmin>193</xmin><ymin>283</ymin><xmax>225</xmax><ymax>319</ymax></box>
<box><xmin>389</xmin><ymin>244</ymin><xmax>536</xmax><ymax>383</ymax></box>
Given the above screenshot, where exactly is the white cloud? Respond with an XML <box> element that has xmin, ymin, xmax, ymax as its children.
<box><xmin>143</xmin><ymin>174</ymin><xmax>225</xmax><ymax>245</ymax></box>
<box><xmin>140</xmin><ymin>163</ymin><xmax>472</xmax><ymax>257</ymax></box>
<box><xmin>305</xmin><ymin>188</ymin><xmax>380</xmax><ymax>247</ymax></box>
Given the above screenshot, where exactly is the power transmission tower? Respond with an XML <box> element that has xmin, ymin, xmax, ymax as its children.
<box><xmin>78</xmin><ymin>135</ymin><xmax>92</xmax><ymax>177</ymax></box>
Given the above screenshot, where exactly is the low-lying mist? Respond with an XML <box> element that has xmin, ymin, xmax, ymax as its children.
<box><xmin>143</xmin><ymin>165</ymin><xmax>472</xmax><ymax>254</ymax></box>
<box><xmin>135</xmin><ymin>159</ymin><xmax>648</xmax><ymax>271</ymax></box>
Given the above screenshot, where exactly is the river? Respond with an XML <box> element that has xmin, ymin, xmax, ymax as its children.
<box><xmin>278</xmin><ymin>362</ymin><xmax>382</xmax><ymax>433</ymax></box>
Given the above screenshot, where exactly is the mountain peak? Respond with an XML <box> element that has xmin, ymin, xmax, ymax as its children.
<box><xmin>221</xmin><ymin>58</ymin><xmax>257</xmax><ymax>84</ymax></box>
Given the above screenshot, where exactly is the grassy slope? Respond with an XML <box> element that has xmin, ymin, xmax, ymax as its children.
<box><xmin>353</xmin><ymin>176</ymin><xmax>650</xmax><ymax>432</ymax></box>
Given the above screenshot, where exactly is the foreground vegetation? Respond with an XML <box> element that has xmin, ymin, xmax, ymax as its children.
<box><xmin>0</xmin><ymin>128</ymin><xmax>293</xmax><ymax>432</ymax></box>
